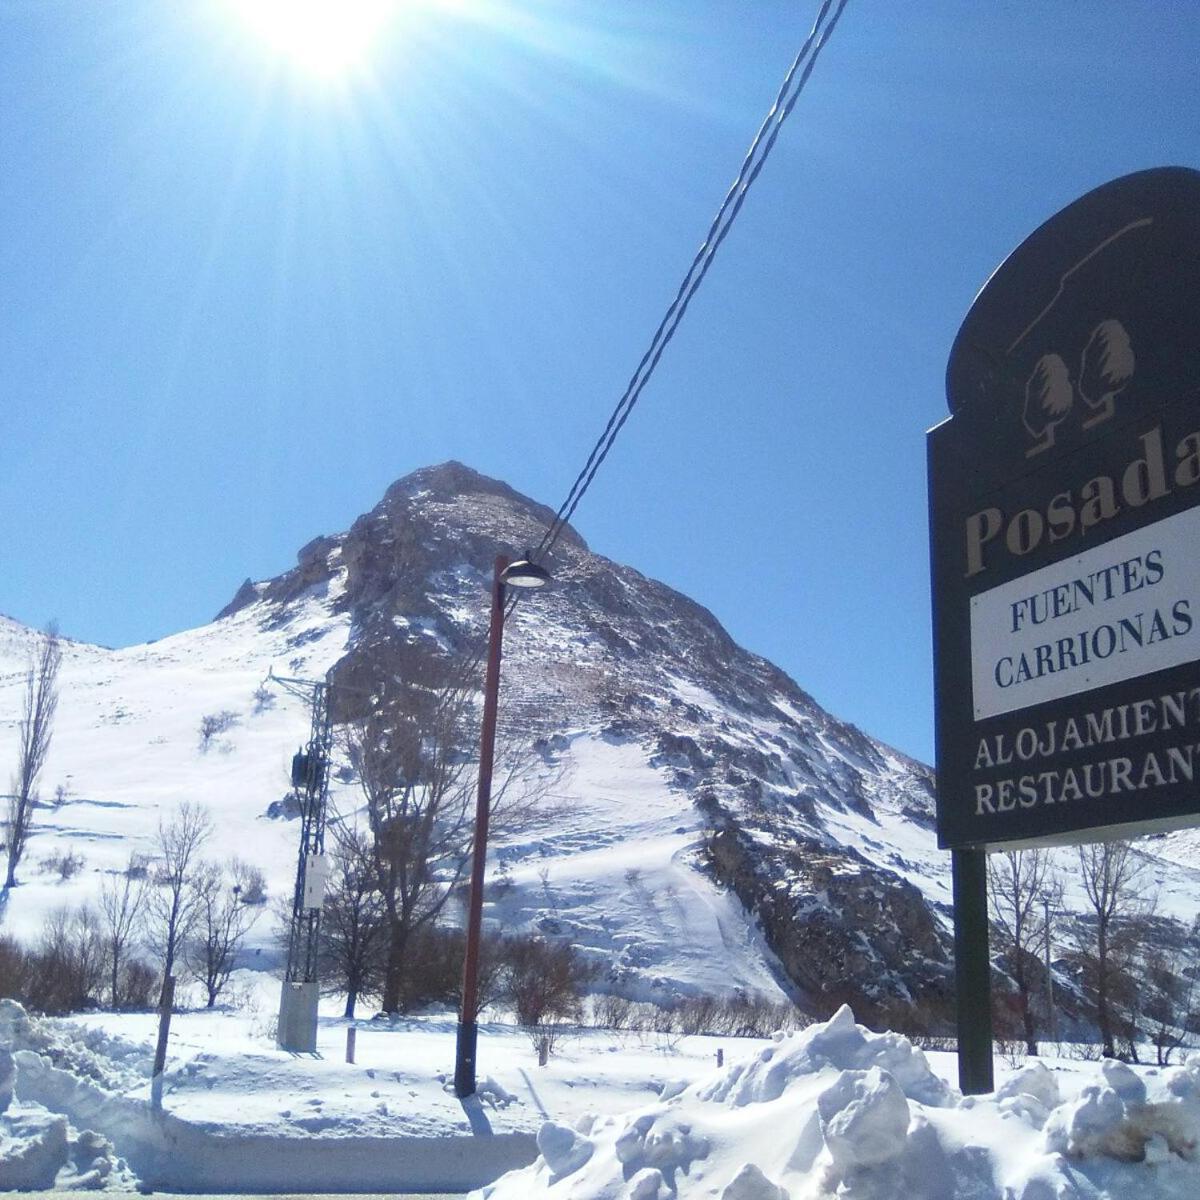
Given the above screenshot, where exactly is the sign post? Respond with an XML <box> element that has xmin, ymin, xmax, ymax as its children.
<box><xmin>929</xmin><ymin>167</ymin><xmax>1200</xmax><ymax>1090</ymax></box>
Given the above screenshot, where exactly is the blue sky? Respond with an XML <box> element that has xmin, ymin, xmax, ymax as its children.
<box><xmin>3</xmin><ymin>1</ymin><xmax>1197</xmax><ymax>764</ymax></box>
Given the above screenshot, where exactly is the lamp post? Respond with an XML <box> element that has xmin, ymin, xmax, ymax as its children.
<box><xmin>455</xmin><ymin>553</ymin><xmax>550</xmax><ymax>1098</ymax></box>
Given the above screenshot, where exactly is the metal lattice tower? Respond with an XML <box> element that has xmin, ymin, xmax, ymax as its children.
<box><xmin>271</xmin><ymin>670</ymin><xmax>334</xmax><ymax>986</ymax></box>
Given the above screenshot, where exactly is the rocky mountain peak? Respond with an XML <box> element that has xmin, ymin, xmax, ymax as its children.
<box><xmin>209</xmin><ymin>462</ymin><xmax>952</xmax><ymax>1023</ymax></box>
<box><xmin>379</xmin><ymin>460</ymin><xmax>586</xmax><ymax>550</ymax></box>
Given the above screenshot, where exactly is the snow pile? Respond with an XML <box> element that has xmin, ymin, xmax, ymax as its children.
<box><xmin>1</xmin><ymin>1038</ymin><xmax>133</xmax><ymax>1191</ymax></box>
<box><xmin>0</xmin><ymin>1001</ymin><xmax>142</xmax><ymax>1189</ymax></box>
<box><xmin>473</xmin><ymin>1006</ymin><xmax>1200</xmax><ymax>1200</ymax></box>
<box><xmin>0</xmin><ymin>1000</ymin><xmax>146</xmax><ymax>1093</ymax></box>
<box><xmin>0</xmin><ymin>1103</ymin><xmax>133</xmax><ymax>1192</ymax></box>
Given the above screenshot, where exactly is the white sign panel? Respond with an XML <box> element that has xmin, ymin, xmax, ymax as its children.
<box><xmin>970</xmin><ymin>506</ymin><xmax>1200</xmax><ymax>720</ymax></box>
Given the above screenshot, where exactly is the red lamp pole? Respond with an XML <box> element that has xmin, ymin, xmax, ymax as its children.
<box><xmin>455</xmin><ymin>554</ymin><xmax>510</xmax><ymax>1098</ymax></box>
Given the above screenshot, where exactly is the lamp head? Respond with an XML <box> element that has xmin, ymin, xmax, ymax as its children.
<box><xmin>500</xmin><ymin>558</ymin><xmax>551</xmax><ymax>589</ymax></box>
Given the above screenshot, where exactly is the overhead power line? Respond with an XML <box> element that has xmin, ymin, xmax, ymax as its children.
<box><xmin>433</xmin><ymin>0</ymin><xmax>852</xmax><ymax>700</ymax></box>
<box><xmin>531</xmin><ymin>0</ymin><xmax>851</xmax><ymax>564</ymax></box>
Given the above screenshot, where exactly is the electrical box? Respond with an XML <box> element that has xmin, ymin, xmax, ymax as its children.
<box><xmin>277</xmin><ymin>980</ymin><xmax>319</xmax><ymax>1053</ymax></box>
<box><xmin>303</xmin><ymin>853</ymin><xmax>328</xmax><ymax>910</ymax></box>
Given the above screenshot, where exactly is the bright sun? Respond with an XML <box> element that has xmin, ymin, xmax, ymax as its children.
<box><xmin>228</xmin><ymin>0</ymin><xmax>398</xmax><ymax>78</ymax></box>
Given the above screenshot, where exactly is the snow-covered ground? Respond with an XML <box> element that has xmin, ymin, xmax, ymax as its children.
<box><xmin>4</xmin><ymin>986</ymin><xmax>1200</xmax><ymax>1197</ymax></box>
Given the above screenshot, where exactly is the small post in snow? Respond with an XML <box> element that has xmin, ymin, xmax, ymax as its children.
<box><xmin>346</xmin><ymin>1026</ymin><xmax>357</xmax><ymax>1065</ymax></box>
<box><xmin>150</xmin><ymin>974</ymin><xmax>176</xmax><ymax>1112</ymax></box>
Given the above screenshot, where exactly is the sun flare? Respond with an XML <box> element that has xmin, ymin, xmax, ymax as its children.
<box><xmin>228</xmin><ymin>0</ymin><xmax>398</xmax><ymax>78</ymax></box>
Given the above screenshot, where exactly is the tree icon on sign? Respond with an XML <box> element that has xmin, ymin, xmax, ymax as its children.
<box><xmin>1078</xmin><ymin>319</ymin><xmax>1134</xmax><ymax>428</ymax></box>
<box><xmin>1023</xmin><ymin>353</ymin><xmax>1074</xmax><ymax>457</ymax></box>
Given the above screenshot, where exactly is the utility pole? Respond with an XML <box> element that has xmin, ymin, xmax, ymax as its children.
<box><xmin>455</xmin><ymin>557</ymin><xmax>510</xmax><ymax>1099</ymax></box>
<box><xmin>270</xmin><ymin>669</ymin><xmax>334</xmax><ymax>1053</ymax></box>
<box><xmin>454</xmin><ymin>555</ymin><xmax>550</xmax><ymax>1098</ymax></box>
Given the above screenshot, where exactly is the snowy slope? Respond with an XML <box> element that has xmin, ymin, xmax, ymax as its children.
<box><xmin>0</xmin><ymin>595</ymin><xmax>789</xmax><ymax>1002</ymax></box>
<box><xmin>0</xmin><ymin>595</ymin><xmax>349</xmax><ymax>947</ymax></box>
<box><xmin>486</xmin><ymin>733</ymin><xmax>787</xmax><ymax>1002</ymax></box>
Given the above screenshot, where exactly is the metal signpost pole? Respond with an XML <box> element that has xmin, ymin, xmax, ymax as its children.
<box><xmin>951</xmin><ymin>849</ymin><xmax>993</xmax><ymax>1093</ymax></box>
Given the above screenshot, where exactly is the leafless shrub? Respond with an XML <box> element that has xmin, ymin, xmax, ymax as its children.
<box><xmin>125</xmin><ymin>854</ymin><xmax>151</xmax><ymax>879</ymax></box>
<box><xmin>0</xmin><ymin>936</ymin><xmax>31</xmax><ymax>1001</ymax></box>
<box><xmin>676</xmin><ymin>993</ymin><xmax>720</xmax><ymax>1036</ymax></box>
<box><xmin>591</xmin><ymin>992</ymin><xmax>636</xmax><ymax>1031</ymax></box>
<box><xmin>198</xmin><ymin>711</ymin><xmax>240</xmax><ymax>752</ymax></box>
<box><xmin>21</xmin><ymin>906</ymin><xmax>106</xmax><ymax>1014</ymax></box>
<box><xmin>908</xmin><ymin>1033</ymin><xmax>957</xmax><ymax>1053</ymax></box>
<box><xmin>39</xmin><ymin>848</ymin><xmax>85</xmax><ymax>881</ymax></box>
<box><xmin>628</xmin><ymin>993</ymin><xmax>810</xmax><ymax>1040</ymax></box>
<box><xmin>503</xmin><ymin>935</ymin><xmax>591</xmax><ymax>1062</ymax></box>
<box><xmin>232</xmin><ymin>859</ymin><xmax>267</xmax><ymax>905</ymax></box>
<box><xmin>648</xmin><ymin>1002</ymin><xmax>684</xmax><ymax>1052</ymax></box>
<box><xmin>114</xmin><ymin>958</ymin><xmax>159</xmax><ymax>1010</ymax></box>
<box><xmin>251</xmin><ymin>683</ymin><xmax>275</xmax><ymax>715</ymax></box>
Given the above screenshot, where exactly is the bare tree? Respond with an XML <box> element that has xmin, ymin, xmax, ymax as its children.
<box><xmin>29</xmin><ymin>905</ymin><xmax>105</xmax><ymax>1013</ymax></box>
<box><xmin>99</xmin><ymin>855</ymin><xmax>148</xmax><ymax>1010</ymax></box>
<box><xmin>4</xmin><ymin>625</ymin><xmax>62</xmax><ymax>889</ymax></box>
<box><xmin>343</xmin><ymin>663</ymin><xmax>479</xmax><ymax>1015</ymax></box>
<box><xmin>319</xmin><ymin>823</ymin><xmax>387</xmax><ymax>1018</ymax></box>
<box><xmin>144</xmin><ymin>801</ymin><xmax>212</xmax><ymax>999</ymax></box>
<box><xmin>144</xmin><ymin>801</ymin><xmax>210</xmax><ymax>1108</ymax></box>
<box><xmin>988</xmin><ymin>848</ymin><xmax>1057</xmax><ymax>1056</ymax></box>
<box><xmin>185</xmin><ymin>861</ymin><xmax>260</xmax><ymax>1007</ymax></box>
<box><xmin>1076</xmin><ymin>838</ymin><xmax>1151</xmax><ymax>1059</ymax></box>
<box><xmin>340</xmin><ymin>637</ymin><xmax>560</xmax><ymax>1016</ymax></box>
<box><xmin>1144</xmin><ymin>949</ymin><xmax>1193</xmax><ymax>1066</ymax></box>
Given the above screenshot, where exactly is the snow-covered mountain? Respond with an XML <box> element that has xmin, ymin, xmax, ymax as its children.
<box><xmin>3</xmin><ymin>462</ymin><xmax>1199</xmax><ymax>1023</ymax></box>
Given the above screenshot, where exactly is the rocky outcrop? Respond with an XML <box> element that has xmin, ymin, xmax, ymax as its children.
<box><xmin>703</xmin><ymin>826</ymin><xmax>953</xmax><ymax>1027</ymax></box>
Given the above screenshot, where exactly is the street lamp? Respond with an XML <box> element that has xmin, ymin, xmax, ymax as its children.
<box><xmin>454</xmin><ymin>553</ymin><xmax>550</xmax><ymax>1097</ymax></box>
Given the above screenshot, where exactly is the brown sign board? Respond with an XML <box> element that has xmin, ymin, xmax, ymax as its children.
<box><xmin>929</xmin><ymin>167</ymin><xmax>1200</xmax><ymax>850</ymax></box>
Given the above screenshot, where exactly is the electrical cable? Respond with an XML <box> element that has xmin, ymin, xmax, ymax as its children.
<box><xmin>531</xmin><ymin>0</ymin><xmax>850</xmax><ymax>566</ymax></box>
<box><xmin>437</xmin><ymin>0</ymin><xmax>851</xmax><ymax>702</ymax></box>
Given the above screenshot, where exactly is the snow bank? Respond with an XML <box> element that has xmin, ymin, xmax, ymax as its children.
<box><xmin>473</xmin><ymin>1005</ymin><xmax>1200</xmax><ymax>1200</ymax></box>
<box><xmin>1</xmin><ymin>1000</ymin><xmax>536</xmax><ymax>1191</ymax></box>
<box><xmin>1</xmin><ymin>1029</ymin><xmax>134</xmax><ymax>1191</ymax></box>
